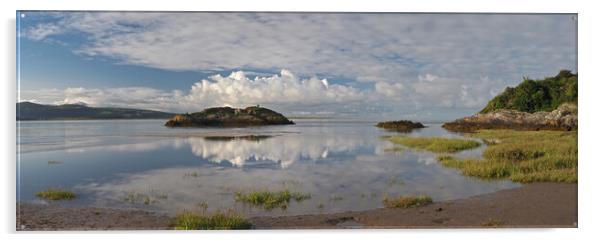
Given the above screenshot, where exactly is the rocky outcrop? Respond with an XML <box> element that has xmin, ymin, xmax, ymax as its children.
<box><xmin>442</xmin><ymin>103</ymin><xmax>577</xmax><ymax>132</ymax></box>
<box><xmin>165</xmin><ymin>106</ymin><xmax>294</xmax><ymax>127</ymax></box>
<box><xmin>376</xmin><ymin>120</ymin><xmax>425</xmax><ymax>132</ymax></box>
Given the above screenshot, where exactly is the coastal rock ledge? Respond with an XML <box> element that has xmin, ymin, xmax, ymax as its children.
<box><xmin>165</xmin><ymin>106</ymin><xmax>295</xmax><ymax>127</ymax></box>
<box><xmin>442</xmin><ymin>103</ymin><xmax>577</xmax><ymax>132</ymax></box>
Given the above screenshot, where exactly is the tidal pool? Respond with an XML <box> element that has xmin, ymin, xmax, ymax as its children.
<box><xmin>17</xmin><ymin>119</ymin><xmax>519</xmax><ymax>216</ymax></box>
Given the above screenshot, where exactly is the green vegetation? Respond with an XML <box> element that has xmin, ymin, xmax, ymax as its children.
<box><xmin>437</xmin><ymin>130</ymin><xmax>577</xmax><ymax>183</ymax></box>
<box><xmin>172</xmin><ymin>211</ymin><xmax>252</xmax><ymax>230</ymax></box>
<box><xmin>386</xmin><ymin>136</ymin><xmax>481</xmax><ymax>153</ymax></box>
<box><xmin>123</xmin><ymin>191</ymin><xmax>168</xmax><ymax>205</ymax></box>
<box><xmin>480</xmin><ymin>70</ymin><xmax>577</xmax><ymax>113</ymax></box>
<box><xmin>184</xmin><ymin>171</ymin><xmax>199</xmax><ymax>177</ymax></box>
<box><xmin>36</xmin><ymin>188</ymin><xmax>76</xmax><ymax>201</ymax></box>
<box><xmin>17</xmin><ymin>101</ymin><xmax>174</xmax><ymax>120</ymax></box>
<box><xmin>47</xmin><ymin>160</ymin><xmax>62</xmax><ymax>165</ymax></box>
<box><xmin>482</xmin><ymin>218</ymin><xmax>503</xmax><ymax>227</ymax></box>
<box><xmin>165</xmin><ymin>106</ymin><xmax>294</xmax><ymax>127</ymax></box>
<box><xmin>196</xmin><ymin>201</ymin><xmax>209</xmax><ymax>212</ymax></box>
<box><xmin>382</xmin><ymin>195</ymin><xmax>433</xmax><ymax>208</ymax></box>
<box><xmin>376</xmin><ymin>120</ymin><xmax>425</xmax><ymax>132</ymax></box>
<box><xmin>234</xmin><ymin>189</ymin><xmax>311</xmax><ymax>210</ymax></box>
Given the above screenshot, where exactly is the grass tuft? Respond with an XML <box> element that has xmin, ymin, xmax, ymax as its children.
<box><xmin>172</xmin><ymin>211</ymin><xmax>252</xmax><ymax>230</ymax></box>
<box><xmin>36</xmin><ymin>188</ymin><xmax>76</xmax><ymax>201</ymax></box>
<box><xmin>436</xmin><ymin>130</ymin><xmax>577</xmax><ymax>183</ymax></box>
<box><xmin>481</xmin><ymin>218</ymin><xmax>503</xmax><ymax>227</ymax></box>
<box><xmin>234</xmin><ymin>189</ymin><xmax>311</xmax><ymax>210</ymax></box>
<box><xmin>382</xmin><ymin>195</ymin><xmax>433</xmax><ymax>208</ymax></box>
<box><xmin>386</xmin><ymin>136</ymin><xmax>480</xmax><ymax>153</ymax></box>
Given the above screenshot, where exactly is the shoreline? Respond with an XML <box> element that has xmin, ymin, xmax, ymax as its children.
<box><xmin>17</xmin><ymin>182</ymin><xmax>577</xmax><ymax>230</ymax></box>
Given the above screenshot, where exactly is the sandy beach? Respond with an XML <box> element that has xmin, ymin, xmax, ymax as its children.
<box><xmin>17</xmin><ymin>182</ymin><xmax>576</xmax><ymax>230</ymax></box>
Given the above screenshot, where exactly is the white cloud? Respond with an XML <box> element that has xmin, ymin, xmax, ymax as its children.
<box><xmin>375</xmin><ymin>82</ymin><xmax>405</xmax><ymax>97</ymax></box>
<box><xmin>20</xmin><ymin>12</ymin><xmax>577</xmax><ymax>118</ymax></box>
<box><xmin>20</xmin><ymin>69</ymin><xmax>364</xmax><ymax>113</ymax></box>
<box><xmin>23</xmin><ymin>12</ymin><xmax>577</xmax><ymax>84</ymax></box>
<box><xmin>23</xmin><ymin>23</ymin><xmax>63</xmax><ymax>40</ymax></box>
<box><xmin>19</xmin><ymin>69</ymin><xmax>509</xmax><ymax>119</ymax></box>
<box><xmin>182</xmin><ymin>69</ymin><xmax>362</xmax><ymax>107</ymax></box>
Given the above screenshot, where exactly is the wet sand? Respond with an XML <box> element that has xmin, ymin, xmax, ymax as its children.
<box><xmin>17</xmin><ymin>204</ymin><xmax>171</xmax><ymax>231</ymax></box>
<box><xmin>17</xmin><ymin>182</ymin><xmax>577</xmax><ymax>230</ymax></box>
<box><xmin>251</xmin><ymin>183</ymin><xmax>577</xmax><ymax>229</ymax></box>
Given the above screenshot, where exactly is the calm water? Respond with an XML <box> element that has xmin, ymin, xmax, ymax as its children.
<box><xmin>17</xmin><ymin>119</ymin><xmax>519</xmax><ymax>216</ymax></box>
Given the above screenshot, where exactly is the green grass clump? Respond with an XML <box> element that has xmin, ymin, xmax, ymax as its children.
<box><xmin>482</xmin><ymin>218</ymin><xmax>503</xmax><ymax>227</ymax></box>
<box><xmin>172</xmin><ymin>211</ymin><xmax>252</xmax><ymax>230</ymax></box>
<box><xmin>234</xmin><ymin>189</ymin><xmax>311</xmax><ymax>210</ymax></box>
<box><xmin>382</xmin><ymin>195</ymin><xmax>433</xmax><ymax>208</ymax></box>
<box><xmin>436</xmin><ymin>130</ymin><xmax>577</xmax><ymax>183</ymax></box>
<box><xmin>36</xmin><ymin>188</ymin><xmax>76</xmax><ymax>201</ymax></box>
<box><xmin>386</xmin><ymin>136</ymin><xmax>481</xmax><ymax>153</ymax></box>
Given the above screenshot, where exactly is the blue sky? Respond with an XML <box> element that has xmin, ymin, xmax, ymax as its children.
<box><xmin>17</xmin><ymin>12</ymin><xmax>577</xmax><ymax>120</ymax></box>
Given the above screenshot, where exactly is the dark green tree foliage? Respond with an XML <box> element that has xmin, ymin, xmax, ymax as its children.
<box><xmin>480</xmin><ymin>70</ymin><xmax>577</xmax><ymax>113</ymax></box>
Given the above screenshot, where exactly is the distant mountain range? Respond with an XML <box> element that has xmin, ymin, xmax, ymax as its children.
<box><xmin>16</xmin><ymin>102</ymin><xmax>174</xmax><ymax>120</ymax></box>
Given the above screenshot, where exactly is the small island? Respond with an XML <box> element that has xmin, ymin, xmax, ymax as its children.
<box><xmin>165</xmin><ymin>106</ymin><xmax>295</xmax><ymax>127</ymax></box>
<box><xmin>375</xmin><ymin>120</ymin><xmax>425</xmax><ymax>132</ymax></box>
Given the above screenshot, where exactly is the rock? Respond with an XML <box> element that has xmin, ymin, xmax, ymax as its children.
<box><xmin>442</xmin><ymin>103</ymin><xmax>577</xmax><ymax>132</ymax></box>
<box><xmin>165</xmin><ymin>106</ymin><xmax>294</xmax><ymax>127</ymax></box>
<box><xmin>376</xmin><ymin>120</ymin><xmax>425</xmax><ymax>132</ymax></box>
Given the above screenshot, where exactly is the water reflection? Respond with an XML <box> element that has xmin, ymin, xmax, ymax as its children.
<box><xmin>186</xmin><ymin>132</ymin><xmax>375</xmax><ymax>168</ymax></box>
<box><xmin>17</xmin><ymin>120</ymin><xmax>520</xmax><ymax>216</ymax></box>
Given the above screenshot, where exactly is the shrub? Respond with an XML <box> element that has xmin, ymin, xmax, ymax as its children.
<box><xmin>382</xmin><ymin>195</ymin><xmax>433</xmax><ymax>208</ymax></box>
<box><xmin>480</xmin><ymin>70</ymin><xmax>577</xmax><ymax>113</ymax></box>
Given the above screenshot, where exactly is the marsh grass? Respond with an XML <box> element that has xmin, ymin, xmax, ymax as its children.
<box><xmin>386</xmin><ymin>136</ymin><xmax>481</xmax><ymax>153</ymax></box>
<box><xmin>196</xmin><ymin>201</ymin><xmax>209</xmax><ymax>212</ymax></box>
<box><xmin>437</xmin><ymin>130</ymin><xmax>577</xmax><ymax>183</ymax></box>
<box><xmin>234</xmin><ymin>189</ymin><xmax>311</xmax><ymax>210</ymax></box>
<box><xmin>172</xmin><ymin>210</ymin><xmax>252</xmax><ymax>230</ymax></box>
<box><xmin>184</xmin><ymin>171</ymin><xmax>199</xmax><ymax>177</ymax></box>
<box><xmin>123</xmin><ymin>190</ymin><xmax>168</xmax><ymax>205</ymax></box>
<box><xmin>482</xmin><ymin>218</ymin><xmax>503</xmax><ymax>227</ymax></box>
<box><xmin>36</xmin><ymin>188</ymin><xmax>76</xmax><ymax>201</ymax></box>
<box><xmin>382</xmin><ymin>195</ymin><xmax>433</xmax><ymax>208</ymax></box>
<box><xmin>47</xmin><ymin>160</ymin><xmax>62</xmax><ymax>165</ymax></box>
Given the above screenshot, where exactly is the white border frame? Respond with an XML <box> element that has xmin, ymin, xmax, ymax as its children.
<box><xmin>2</xmin><ymin>1</ymin><xmax>600</xmax><ymax>242</ymax></box>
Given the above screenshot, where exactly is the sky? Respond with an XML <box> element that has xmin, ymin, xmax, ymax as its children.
<box><xmin>17</xmin><ymin>11</ymin><xmax>577</xmax><ymax>121</ymax></box>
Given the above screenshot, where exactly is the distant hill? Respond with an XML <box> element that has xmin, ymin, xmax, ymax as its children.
<box><xmin>165</xmin><ymin>106</ymin><xmax>294</xmax><ymax>127</ymax></box>
<box><xmin>480</xmin><ymin>70</ymin><xmax>577</xmax><ymax>113</ymax></box>
<box><xmin>17</xmin><ymin>102</ymin><xmax>174</xmax><ymax>120</ymax></box>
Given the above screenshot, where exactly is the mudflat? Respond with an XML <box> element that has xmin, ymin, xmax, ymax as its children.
<box><xmin>17</xmin><ymin>203</ymin><xmax>171</xmax><ymax>231</ymax></box>
<box><xmin>16</xmin><ymin>182</ymin><xmax>576</xmax><ymax>230</ymax></box>
<box><xmin>249</xmin><ymin>182</ymin><xmax>577</xmax><ymax>229</ymax></box>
